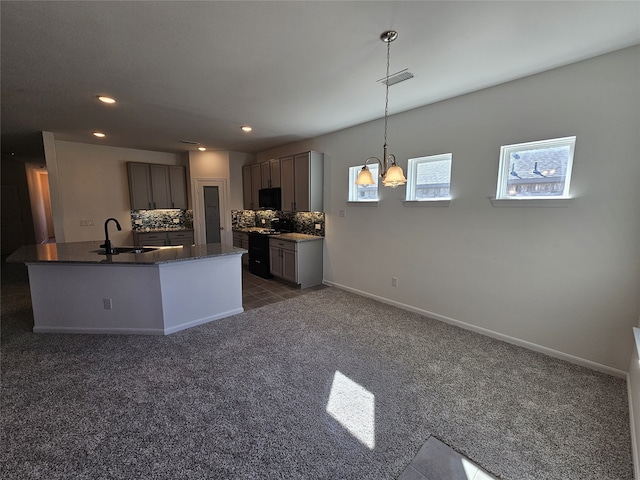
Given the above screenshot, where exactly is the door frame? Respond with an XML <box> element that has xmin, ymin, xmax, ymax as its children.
<box><xmin>193</xmin><ymin>178</ymin><xmax>231</xmax><ymax>246</ymax></box>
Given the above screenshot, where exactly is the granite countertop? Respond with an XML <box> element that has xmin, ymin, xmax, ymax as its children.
<box><xmin>133</xmin><ymin>227</ymin><xmax>194</xmax><ymax>233</ymax></box>
<box><xmin>233</xmin><ymin>228</ymin><xmax>323</xmax><ymax>243</ymax></box>
<box><xmin>7</xmin><ymin>241</ymin><xmax>246</xmax><ymax>266</ymax></box>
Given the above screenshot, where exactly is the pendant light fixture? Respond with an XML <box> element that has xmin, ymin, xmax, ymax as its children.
<box><xmin>356</xmin><ymin>30</ymin><xmax>407</xmax><ymax>189</ymax></box>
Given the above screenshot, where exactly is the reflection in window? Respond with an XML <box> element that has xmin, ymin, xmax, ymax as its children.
<box><xmin>496</xmin><ymin>136</ymin><xmax>576</xmax><ymax>199</ymax></box>
<box><xmin>326</xmin><ymin>371</ymin><xmax>375</xmax><ymax>449</ymax></box>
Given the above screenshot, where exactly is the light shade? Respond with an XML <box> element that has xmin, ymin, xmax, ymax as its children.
<box><xmin>355</xmin><ymin>166</ymin><xmax>375</xmax><ymax>185</ymax></box>
<box><xmin>382</xmin><ymin>163</ymin><xmax>407</xmax><ymax>188</ymax></box>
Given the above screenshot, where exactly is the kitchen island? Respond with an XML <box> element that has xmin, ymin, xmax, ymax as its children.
<box><xmin>7</xmin><ymin>241</ymin><xmax>246</xmax><ymax>335</ymax></box>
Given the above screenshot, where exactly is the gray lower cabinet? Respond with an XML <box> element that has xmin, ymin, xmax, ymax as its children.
<box><xmin>269</xmin><ymin>237</ymin><xmax>323</xmax><ymax>288</ymax></box>
<box><xmin>167</xmin><ymin>231</ymin><xmax>194</xmax><ymax>246</ymax></box>
<box><xmin>134</xmin><ymin>230</ymin><xmax>194</xmax><ymax>247</ymax></box>
<box><xmin>232</xmin><ymin>231</ymin><xmax>249</xmax><ymax>266</ymax></box>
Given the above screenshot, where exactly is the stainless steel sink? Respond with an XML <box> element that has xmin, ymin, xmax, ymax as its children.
<box><xmin>95</xmin><ymin>247</ymin><xmax>158</xmax><ymax>255</ymax></box>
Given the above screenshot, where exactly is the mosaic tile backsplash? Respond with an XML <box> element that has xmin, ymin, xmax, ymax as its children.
<box><xmin>232</xmin><ymin>210</ymin><xmax>325</xmax><ymax>236</ymax></box>
<box><xmin>131</xmin><ymin>209</ymin><xmax>193</xmax><ymax>231</ymax></box>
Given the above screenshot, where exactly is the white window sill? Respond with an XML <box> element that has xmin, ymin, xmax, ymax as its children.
<box><xmin>347</xmin><ymin>201</ymin><xmax>379</xmax><ymax>207</ymax></box>
<box><xmin>490</xmin><ymin>197</ymin><xmax>574</xmax><ymax>208</ymax></box>
<box><xmin>403</xmin><ymin>199</ymin><xmax>452</xmax><ymax>207</ymax></box>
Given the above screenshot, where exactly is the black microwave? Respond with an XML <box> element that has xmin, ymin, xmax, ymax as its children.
<box><xmin>258</xmin><ymin>187</ymin><xmax>281</xmax><ymax>210</ymax></box>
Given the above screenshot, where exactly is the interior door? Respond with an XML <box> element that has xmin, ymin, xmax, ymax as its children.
<box><xmin>204</xmin><ymin>185</ymin><xmax>221</xmax><ymax>244</ymax></box>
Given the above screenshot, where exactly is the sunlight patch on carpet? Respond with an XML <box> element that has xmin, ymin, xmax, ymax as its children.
<box><xmin>326</xmin><ymin>370</ymin><xmax>375</xmax><ymax>449</ymax></box>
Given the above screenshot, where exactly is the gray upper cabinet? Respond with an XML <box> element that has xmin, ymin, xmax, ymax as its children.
<box><xmin>242</xmin><ymin>152</ymin><xmax>322</xmax><ymax>212</ymax></box>
<box><xmin>128</xmin><ymin>162</ymin><xmax>153</xmax><ymax>210</ymax></box>
<box><xmin>251</xmin><ymin>164</ymin><xmax>261</xmax><ymax>208</ymax></box>
<box><xmin>241</xmin><ymin>164</ymin><xmax>262</xmax><ymax>210</ymax></box>
<box><xmin>261</xmin><ymin>159</ymin><xmax>281</xmax><ymax>188</ymax></box>
<box><xmin>150</xmin><ymin>165</ymin><xmax>171</xmax><ymax>209</ymax></box>
<box><xmin>242</xmin><ymin>165</ymin><xmax>253</xmax><ymax>210</ymax></box>
<box><xmin>281</xmin><ymin>151</ymin><xmax>323</xmax><ymax>212</ymax></box>
<box><xmin>169</xmin><ymin>166</ymin><xmax>188</xmax><ymax>209</ymax></box>
<box><xmin>127</xmin><ymin>162</ymin><xmax>188</xmax><ymax>210</ymax></box>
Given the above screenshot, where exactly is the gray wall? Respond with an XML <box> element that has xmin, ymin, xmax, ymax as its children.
<box><xmin>256</xmin><ymin>46</ymin><xmax>640</xmax><ymax>373</ymax></box>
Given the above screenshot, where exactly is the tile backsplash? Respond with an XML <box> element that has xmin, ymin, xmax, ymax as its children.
<box><xmin>232</xmin><ymin>210</ymin><xmax>325</xmax><ymax>236</ymax></box>
<box><xmin>131</xmin><ymin>209</ymin><xmax>193</xmax><ymax>231</ymax></box>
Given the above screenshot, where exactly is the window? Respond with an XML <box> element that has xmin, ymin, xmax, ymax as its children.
<box><xmin>496</xmin><ymin>136</ymin><xmax>576</xmax><ymax>199</ymax></box>
<box><xmin>349</xmin><ymin>163</ymin><xmax>379</xmax><ymax>202</ymax></box>
<box><xmin>405</xmin><ymin>153</ymin><xmax>452</xmax><ymax>201</ymax></box>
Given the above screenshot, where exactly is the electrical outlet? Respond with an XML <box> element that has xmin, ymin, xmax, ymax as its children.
<box><xmin>315</xmin><ymin>224</ymin><xmax>321</xmax><ymax>230</ymax></box>
<box><xmin>103</xmin><ymin>298</ymin><xmax>112</xmax><ymax>310</ymax></box>
<box><xmin>339</xmin><ymin>209</ymin><xmax>346</xmax><ymax>218</ymax></box>
<box><xmin>392</xmin><ymin>277</ymin><xmax>398</xmax><ymax>287</ymax></box>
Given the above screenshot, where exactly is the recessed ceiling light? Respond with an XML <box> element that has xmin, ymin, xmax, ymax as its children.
<box><xmin>241</xmin><ymin>125</ymin><xmax>252</xmax><ymax>133</ymax></box>
<box><xmin>198</xmin><ymin>147</ymin><xmax>206</xmax><ymax>151</ymax></box>
<box><xmin>93</xmin><ymin>132</ymin><xmax>106</xmax><ymax>138</ymax></box>
<box><xmin>97</xmin><ymin>96</ymin><xmax>116</xmax><ymax>104</ymax></box>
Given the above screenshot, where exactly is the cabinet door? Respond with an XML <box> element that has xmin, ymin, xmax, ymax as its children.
<box><xmin>293</xmin><ymin>153</ymin><xmax>310</xmax><ymax>212</ymax></box>
<box><xmin>168</xmin><ymin>231</ymin><xmax>194</xmax><ymax>246</ymax></box>
<box><xmin>242</xmin><ymin>165</ymin><xmax>253</xmax><ymax>210</ymax></box>
<box><xmin>269</xmin><ymin>159</ymin><xmax>281</xmax><ymax>188</ymax></box>
<box><xmin>261</xmin><ymin>161</ymin><xmax>271</xmax><ymax>188</ymax></box>
<box><xmin>136</xmin><ymin>232</ymin><xmax>168</xmax><ymax>246</ymax></box>
<box><xmin>282</xmin><ymin>248</ymin><xmax>297</xmax><ymax>283</ymax></box>
<box><xmin>251</xmin><ymin>164</ymin><xmax>261</xmax><ymax>210</ymax></box>
<box><xmin>269</xmin><ymin>245</ymin><xmax>283</xmax><ymax>277</ymax></box>
<box><xmin>169</xmin><ymin>166</ymin><xmax>188</xmax><ymax>209</ymax></box>
<box><xmin>280</xmin><ymin>156</ymin><xmax>295</xmax><ymax>212</ymax></box>
<box><xmin>127</xmin><ymin>163</ymin><xmax>152</xmax><ymax>210</ymax></box>
<box><xmin>150</xmin><ymin>165</ymin><xmax>171</xmax><ymax>209</ymax></box>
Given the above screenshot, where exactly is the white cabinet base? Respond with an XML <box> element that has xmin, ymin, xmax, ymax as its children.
<box><xmin>27</xmin><ymin>255</ymin><xmax>243</xmax><ymax>335</ymax></box>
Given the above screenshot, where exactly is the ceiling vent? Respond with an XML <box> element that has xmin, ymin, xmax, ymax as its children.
<box><xmin>178</xmin><ymin>140</ymin><xmax>199</xmax><ymax>145</ymax></box>
<box><xmin>378</xmin><ymin>68</ymin><xmax>414</xmax><ymax>87</ymax></box>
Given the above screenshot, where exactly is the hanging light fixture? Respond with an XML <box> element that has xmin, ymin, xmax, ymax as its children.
<box><xmin>356</xmin><ymin>30</ymin><xmax>407</xmax><ymax>189</ymax></box>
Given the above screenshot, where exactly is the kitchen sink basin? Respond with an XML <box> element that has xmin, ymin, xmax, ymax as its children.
<box><xmin>95</xmin><ymin>247</ymin><xmax>158</xmax><ymax>255</ymax></box>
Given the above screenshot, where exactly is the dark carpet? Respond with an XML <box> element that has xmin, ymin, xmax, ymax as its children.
<box><xmin>1</xmin><ymin>260</ymin><xmax>632</xmax><ymax>479</ymax></box>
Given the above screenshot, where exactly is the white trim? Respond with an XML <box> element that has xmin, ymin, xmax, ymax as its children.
<box><xmin>34</xmin><ymin>326</ymin><xmax>165</xmax><ymax>335</ymax></box>
<box><xmin>163</xmin><ymin>308</ymin><xmax>244</xmax><ymax>334</ymax></box>
<box><xmin>347</xmin><ymin>201</ymin><xmax>379</xmax><ymax>207</ymax></box>
<box><xmin>403</xmin><ymin>199</ymin><xmax>451</xmax><ymax>207</ymax></box>
<box><xmin>490</xmin><ymin>197</ymin><xmax>574</xmax><ymax>207</ymax></box>
<box><xmin>628</xmin><ymin>373</ymin><xmax>640</xmax><ymax>480</ymax></box>
<box><xmin>322</xmin><ymin>280</ymin><xmax>626</xmax><ymax>378</ymax></box>
<box><xmin>495</xmin><ymin>136</ymin><xmax>576</xmax><ymax>200</ymax></box>
<box><xmin>405</xmin><ymin>152</ymin><xmax>452</xmax><ymax>201</ymax></box>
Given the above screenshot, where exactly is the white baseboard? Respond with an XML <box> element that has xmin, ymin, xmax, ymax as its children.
<box><xmin>323</xmin><ymin>280</ymin><xmax>626</xmax><ymax>378</ymax></box>
<box><xmin>163</xmin><ymin>308</ymin><xmax>245</xmax><ymax>335</ymax></box>
<box><xmin>628</xmin><ymin>374</ymin><xmax>640</xmax><ymax>480</ymax></box>
<box><xmin>33</xmin><ymin>326</ymin><xmax>165</xmax><ymax>335</ymax></box>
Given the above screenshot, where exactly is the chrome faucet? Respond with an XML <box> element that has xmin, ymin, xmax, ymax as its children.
<box><xmin>101</xmin><ymin>218</ymin><xmax>122</xmax><ymax>255</ymax></box>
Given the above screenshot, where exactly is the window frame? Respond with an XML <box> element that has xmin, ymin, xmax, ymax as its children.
<box><xmin>348</xmin><ymin>163</ymin><xmax>379</xmax><ymax>203</ymax></box>
<box><xmin>404</xmin><ymin>152</ymin><xmax>453</xmax><ymax>203</ymax></box>
<box><xmin>495</xmin><ymin>136</ymin><xmax>576</xmax><ymax>201</ymax></box>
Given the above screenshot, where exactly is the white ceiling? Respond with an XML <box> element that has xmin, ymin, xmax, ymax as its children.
<box><xmin>2</xmin><ymin>1</ymin><xmax>639</xmax><ymax>163</ymax></box>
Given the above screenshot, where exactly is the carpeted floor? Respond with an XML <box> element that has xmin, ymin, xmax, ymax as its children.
<box><xmin>1</xmin><ymin>260</ymin><xmax>633</xmax><ymax>479</ymax></box>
